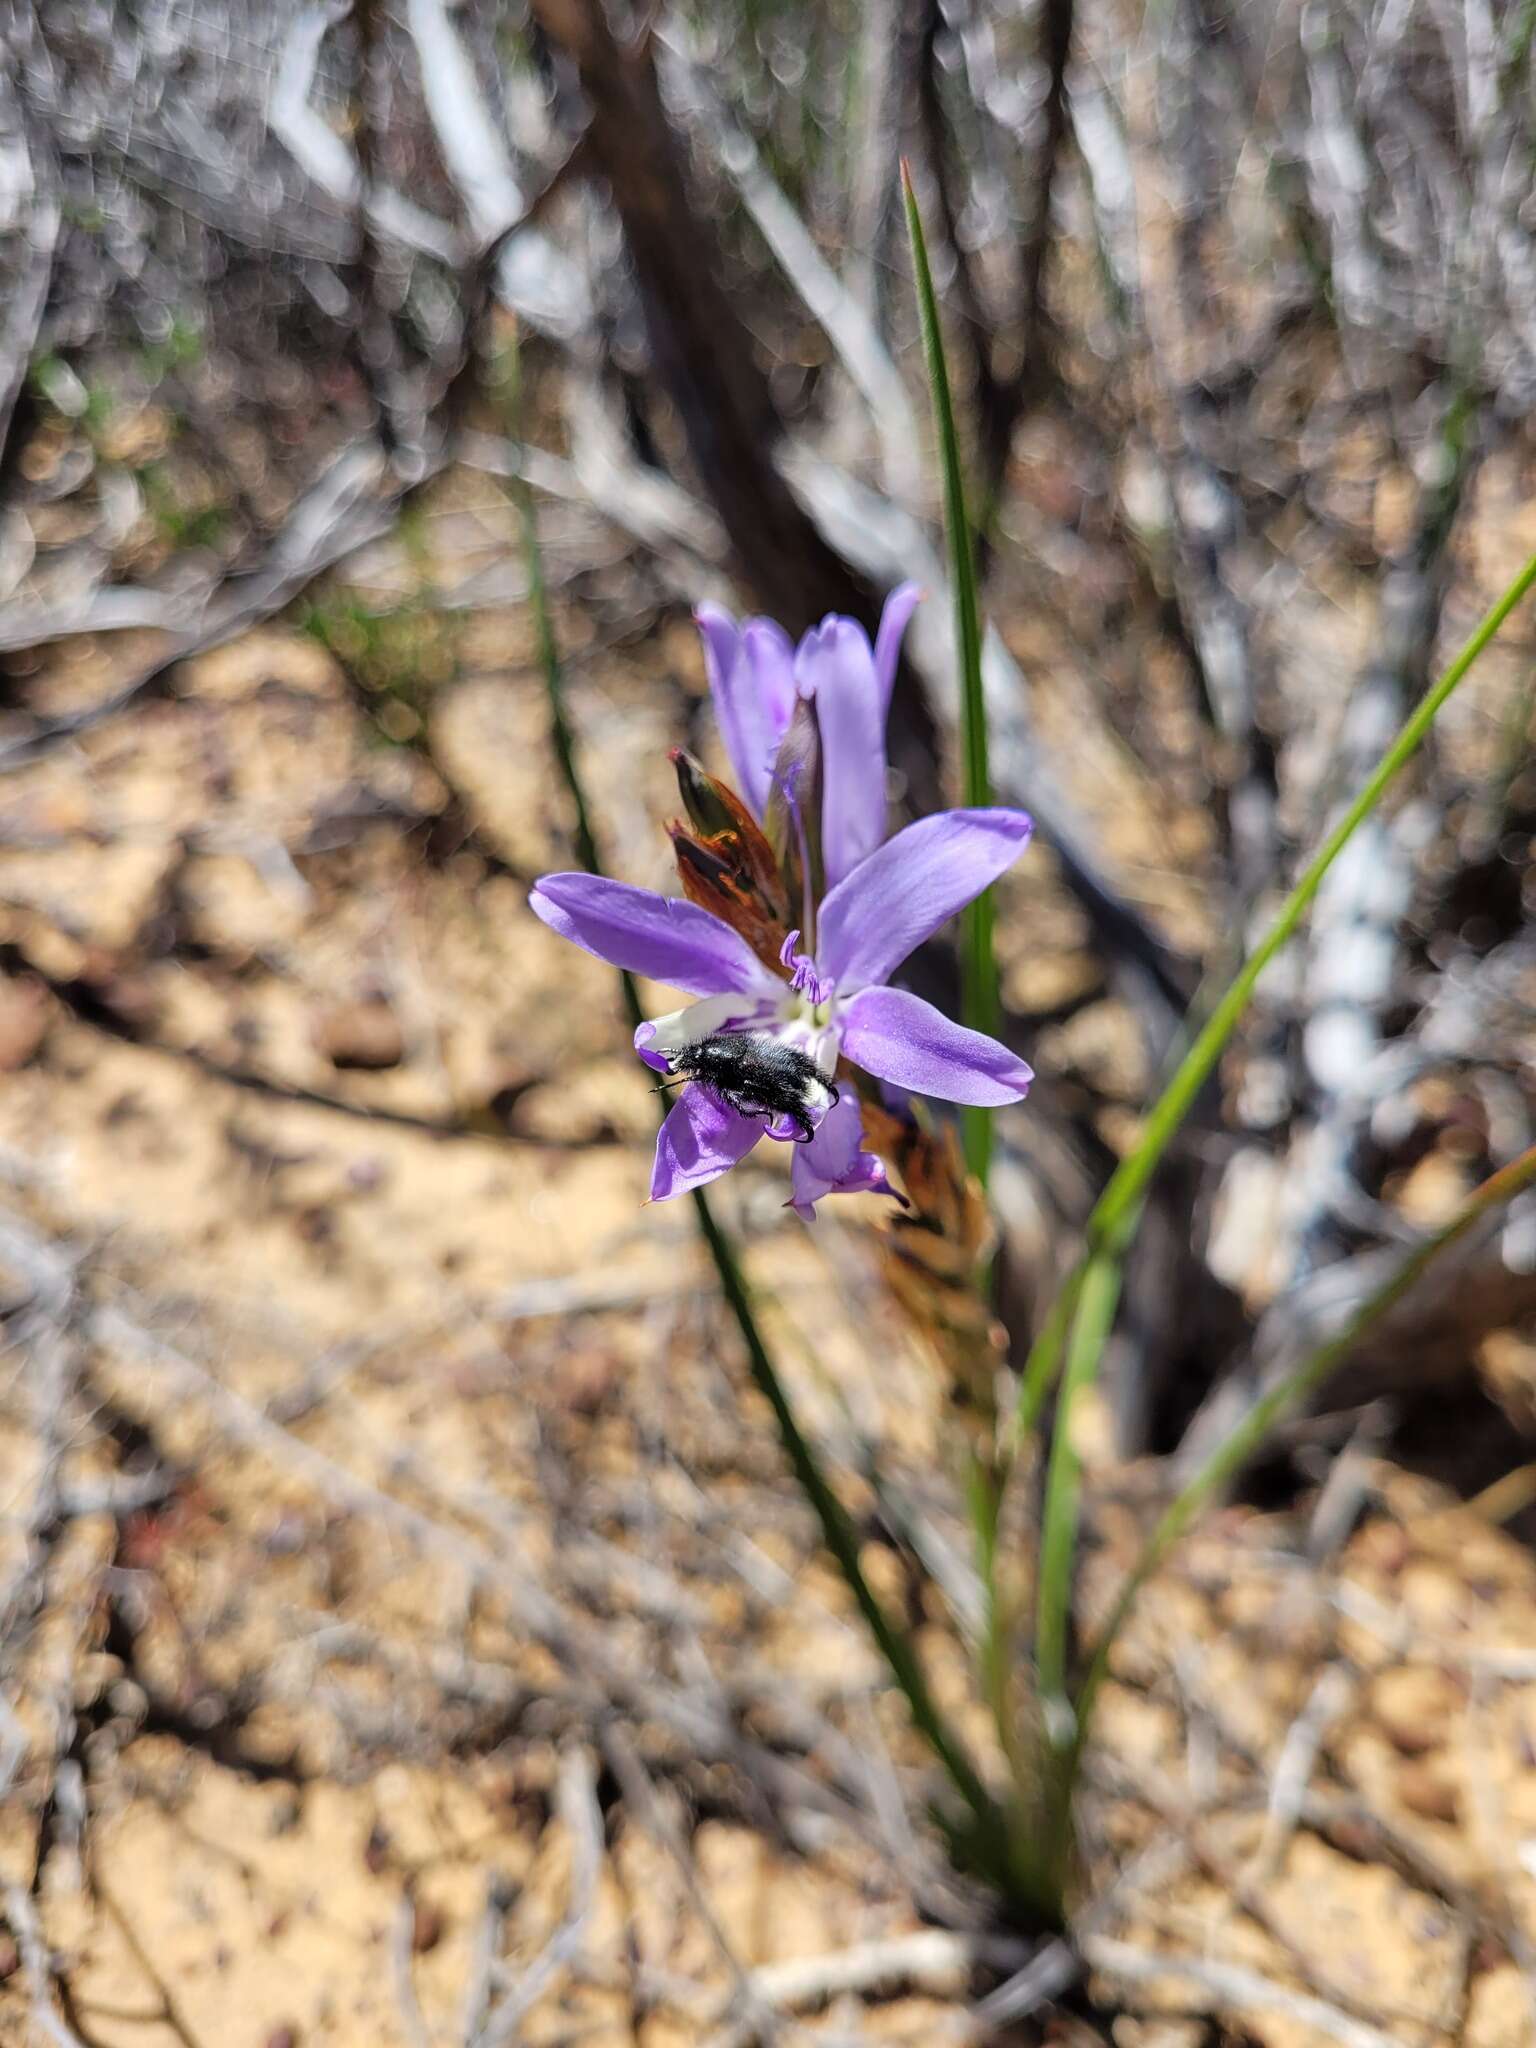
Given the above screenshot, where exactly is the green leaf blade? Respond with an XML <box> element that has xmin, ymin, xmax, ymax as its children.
<box><xmin>902</xmin><ymin>162</ymin><xmax>997</xmax><ymax>1187</ymax></box>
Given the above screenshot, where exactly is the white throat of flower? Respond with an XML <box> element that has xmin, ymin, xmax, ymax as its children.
<box><xmin>643</xmin><ymin>975</ymin><xmax>843</xmax><ymax>1081</ymax></box>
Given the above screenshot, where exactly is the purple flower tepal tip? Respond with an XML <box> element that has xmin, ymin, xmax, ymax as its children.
<box><xmin>699</xmin><ymin>582</ymin><xmax>923</xmax><ymax>887</ymax></box>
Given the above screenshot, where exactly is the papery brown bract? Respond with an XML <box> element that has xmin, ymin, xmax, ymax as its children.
<box><xmin>860</xmin><ymin>1096</ymin><xmax>1004</xmax><ymax>1456</ymax></box>
<box><xmin>667</xmin><ymin>749</ymin><xmax>792</xmax><ymax>975</ymax></box>
<box><xmin>670</xmin><ymin>750</ymin><xmax>787</xmax><ymax>906</ymax></box>
<box><xmin>669</xmin><ymin>828</ymin><xmax>792</xmax><ymax>977</ymax></box>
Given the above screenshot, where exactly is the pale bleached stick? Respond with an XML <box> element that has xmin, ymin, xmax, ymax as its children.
<box><xmin>1082</xmin><ymin>1934</ymin><xmax>1401</xmax><ymax>2048</ymax></box>
<box><xmin>475</xmin><ymin>1747</ymin><xmax>605</xmax><ymax>2048</ymax></box>
<box><xmin>1247</xmin><ymin>1662</ymin><xmax>1354</xmax><ymax>1882</ymax></box>
<box><xmin>268</xmin><ymin>3</ymin><xmax>462</xmax><ymax>262</ymax></box>
<box><xmin>2</xmin><ymin>1882</ymin><xmax>91</xmax><ymax>2048</ymax></box>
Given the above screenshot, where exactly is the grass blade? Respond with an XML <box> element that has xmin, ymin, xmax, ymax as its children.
<box><xmin>494</xmin><ymin>323</ymin><xmax>606</xmax><ymax>895</ymax></box>
<box><xmin>902</xmin><ymin>161</ymin><xmax>996</xmax><ymax>1187</ymax></box>
<box><xmin>1068</xmin><ymin>1140</ymin><xmax>1536</xmax><ymax>1771</ymax></box>
<box><xmin>1006</xmin><ymin>544</ymin><xmax>1536</xmax><ymax>1460</ymax></box>
<box><xmin>1032</xmin><ymin>1246</ymin><xmax>1122</xmax><ymax>1723</ymax></box>
<box><xmin>1020</xmin><ymin>542</ymin><xmax>1536</xmax><ymax>1823</ymax></box>
<box><xmin>901</xmin><ymin>169</ymin><xmax>1060</xmax><ymax>1907</ymax></box>
<box><xmin>686</xmin><ymin>1190</ymin><xmax>1011</xmax><ymax>1874</ymax></box>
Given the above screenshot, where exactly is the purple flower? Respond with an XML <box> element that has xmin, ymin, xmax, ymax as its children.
<box><xmin>531</xmin><ymin>806</ymin><xmax>1034</xmax><ymax>1213</ymax></box>
<box><xmin>696</xmin><ymin>583</ymin><xmax>922</xmax><ymax>885</ymax></box>
<box><xmin>530</xmin><ymin>588</ymin><xmax>1033</xmax><ymax>1215</ymax></box>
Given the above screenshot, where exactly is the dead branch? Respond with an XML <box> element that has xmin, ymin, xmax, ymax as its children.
<box><xmin>0</xmin><ymin>439</ymin><xmax>437</xmax><ymax>767</ymax></box>
<box><xmin>526</xmin><ymin>0</ymin><xmax>879</xmax><ymax>638</ymax></box>
<box><xmin>268</xmin><ymin>4</ymin><xmax>463</xmax><ymax>265</ymax></box>
<box><xmin>1081</xmin><ymin>1932</ymin><xmax>1403</xmax><ymax>2048</ymax></box>
<box><xmin>473</xmin><ymin>1747</ymin><xmax>604</xmax><ymax>2047</ymax></box>
<box><xmin>1</xmin><ymin>1883</ymin><xmax>90</xmax><ymax>2048</ymax></box>
<box><xmin>0</xmin><ymin>31</ymin><xmax>59</xmax><ymax>479</ymax></box>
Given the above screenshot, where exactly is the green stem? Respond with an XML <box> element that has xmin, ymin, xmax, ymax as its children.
<box><xmin>902</xmin><ymin>161</ymin><xmax>996</xmax><ymax>1189</ymax></box>
<box><xmin>902</xmin><ymin>166</ymin><xmax>1056</xmax><ymax>1907</ymax></box>
<box><xmin>901</xmin><ymin>167</ymin><xmax>1073</xmax><ymax>1908</ymax></box>
<box><xmin>496</xmin><ymin>329</ymin><xmax>605</xmax><ymax>892</ymax></box>
<box><xmin>689</xmin><ymin>1191</ymin><xmax>1007</xmax><ymax>1852</ymax></box>
<box><xmin>1005</xmin><ymin>544</ymin><xmax>1536</xmax><ymax>1459</ymax></box>
<box><xmin>495</xmin><ymin>318</ymin><xmax>1018</xmax><ymax>1894</ymax></box>
<box><xmin>1032</xmin><ymin>1248</ymin><xmax>1123</xmax><ymax>1724</ymax></box>
<box><xmin>1068</xmin><ymin>1140</ymin><xmax>1536</xmax><ymax>1776</ymax></box>
<box><xmin>967</xmin><ymin>1450</ymin><xmax>1013</xmax><ymax>1770</ymax></box>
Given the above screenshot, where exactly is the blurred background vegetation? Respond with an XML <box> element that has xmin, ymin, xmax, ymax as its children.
<box><xmin>2</xmin><ymin>1</ymin><xmax>1536</xmax><ymax>2042</ymax></box>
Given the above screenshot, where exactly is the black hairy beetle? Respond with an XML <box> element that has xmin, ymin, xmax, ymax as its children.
<box><xmin>665</xmin><ymin>1031</ymin><xmax>838</xmax><ymax>1143</ymax></box>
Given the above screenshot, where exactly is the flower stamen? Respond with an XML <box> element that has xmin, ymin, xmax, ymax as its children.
<box><xmin>778</xmin><ymin>928</ymin><xmax>834</xmax><ymax>1007</ymax></box>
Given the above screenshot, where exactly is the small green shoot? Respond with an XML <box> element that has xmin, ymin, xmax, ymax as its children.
<box><xmin>902</xmin><ymin>162</ymin><xmax>997</xmax><ymax>1190</ymax></box>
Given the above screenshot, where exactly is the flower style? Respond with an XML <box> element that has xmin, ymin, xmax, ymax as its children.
<box><xmin>530</xmin><ymin>588</ymin><xmax>1034</xmax><ymax>1216</ymax></box>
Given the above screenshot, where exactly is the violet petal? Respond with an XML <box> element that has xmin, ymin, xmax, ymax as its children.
<box><xmin>650</xmin><ymin>1086</ymin><xmax>764</xmax><ymax>1200</ymax></box>
<box><xmin>788</xmin><ymin>1093</ymin><xmax>900</xmax><ymax>1219</ymax></box>
<box><xmin>840</xmin><ymin>985</ymin><xmax>1034</xmax><ymax>1106</ymax></box>
<box><xmin>872</xmin><ymin>582</ymin><xmax>922</xmax><ymax>717</ymax></box>
<box><xmin>796</xmin><ymin>616</ymin><xmax>886</xmax><ymax>887</ymax></box>
<box><xmin>531</xmin><ymin>873</ymin><xmax>777</xmax><ymax>997</ymax></box>
<box><xmin>697</xmin><ymin>606</ymin><xmax>797</xmax><ymax>818</ymax></box>
<box><xmin>815</xmin><ymin>808</ymin><xmax>1034</xmax><ymax>990</ymax></box>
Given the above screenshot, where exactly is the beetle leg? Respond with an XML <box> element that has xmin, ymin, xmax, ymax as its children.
<box><xmin>718</xmin><ymin>1086</ymin><xmax>765</xmax><ymax>1123</ymax></box>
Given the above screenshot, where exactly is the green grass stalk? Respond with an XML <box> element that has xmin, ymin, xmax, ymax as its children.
<box><xmin>902</xmin><ymin>164</ymin><xmax>1059</xmax><ymax>1902</ymax></box>
<box><xmin>1068</xmin><ymin>1139</ymin><xmax>1536</xmax><ymax>1778</ymax></box>
<box><xmin>1022</xmin><ymin>543</ymin><xmax>1536</xmax><ymax>1842</ymax></box>
<box><xmin>1032</xmin><ymin>1247</ymin><xmax>1123</xmax><ymax>1722</ymax></box>
<box><xmin>902</xmin><ymin>161</ymin><xmax>997</xmax><ymax>1189</ymax></box>
<box><xmin>1007</xmin><ymin>544</ymin><xmax>1536</xmax><ymax>1465</ymax></box>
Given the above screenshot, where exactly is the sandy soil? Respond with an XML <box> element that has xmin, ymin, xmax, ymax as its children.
<box><xmin>3</xmin><ymin>514</ymin><xmax>1536</xmax><ymax>2048</ymax></box>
